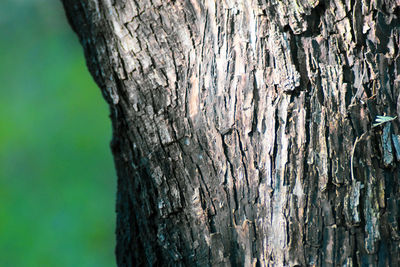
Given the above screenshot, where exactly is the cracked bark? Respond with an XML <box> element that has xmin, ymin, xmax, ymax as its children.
<box><xmin>62</xmin><ymin>0</ymin><xmax>400</xmax><ymax>266</ymax></box>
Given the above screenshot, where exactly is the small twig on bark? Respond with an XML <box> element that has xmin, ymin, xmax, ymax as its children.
<box><xmin>351</xmin><ymin>131</ymin><xmax>369</xmax><ymax>181</ymax></box>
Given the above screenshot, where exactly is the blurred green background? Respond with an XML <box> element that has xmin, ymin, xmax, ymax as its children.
<box><xmin>0</xmin><ymin>1</ymin><xmax>116</xmax><ymax>266</ymax></box>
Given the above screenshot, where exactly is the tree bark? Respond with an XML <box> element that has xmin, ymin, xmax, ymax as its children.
<box><xmin>62</xmin><ymin>0</ymin><xmax>400</xmax><ymax>266</ymax></box>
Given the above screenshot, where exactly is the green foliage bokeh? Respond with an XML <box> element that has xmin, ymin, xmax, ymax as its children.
<box><xmin>0</xmin><ymin>1</ymin><xmax>116</xmax><ymax>266</ymax></box>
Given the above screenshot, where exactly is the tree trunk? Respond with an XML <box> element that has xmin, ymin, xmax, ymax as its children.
<box><xmin>62</xmin><ymin>0</ymin><xmax>400</xmax><ymax>266</ymax></box>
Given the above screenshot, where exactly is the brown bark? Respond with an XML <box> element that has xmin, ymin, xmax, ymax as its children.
<box><xmin>62</xmin><ymin>0</ymin><xmax>400</xmax><ymax>266</ymax></box>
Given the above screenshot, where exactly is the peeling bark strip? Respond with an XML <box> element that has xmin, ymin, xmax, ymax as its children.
<box><xmin>62</xmin><ymin>0</ymin><xmax>400</xmax><ymax>266</ymax></box>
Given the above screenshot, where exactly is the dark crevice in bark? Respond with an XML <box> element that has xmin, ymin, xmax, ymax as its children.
<box><xmin>249</xmin><ymin>70</ymin><xmax>259</xmax><ymax>138</ymax></box>
<box><xmin>220</xmin><ymin>131</ymin><xmax>239</xmax><ymax>224</ymax></box>
<box><xmin>236</xmin><ymin>129</ymin><xmax>251</xmax><ymax>195</ymax></box>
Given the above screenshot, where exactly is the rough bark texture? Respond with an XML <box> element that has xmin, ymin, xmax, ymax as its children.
<box><xmin>63</xmin><ymin>0</ymin><xmax>400</xmax><ymax>266</ymax></box>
